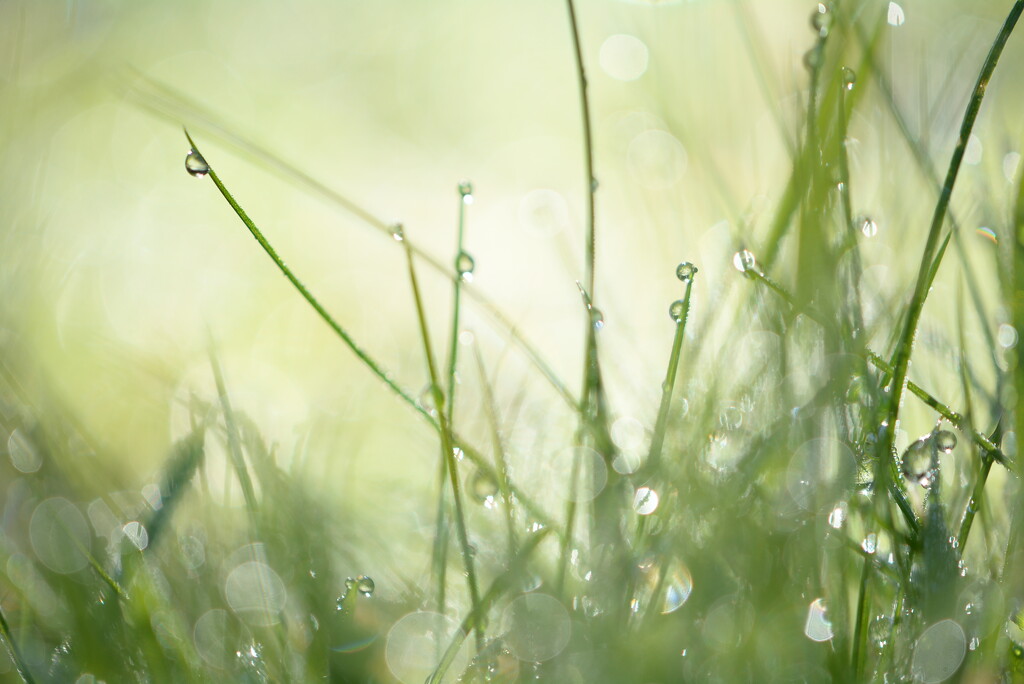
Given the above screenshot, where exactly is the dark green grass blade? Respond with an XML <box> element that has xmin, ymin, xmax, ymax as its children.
<box><xmin>0</xmin><ymin>602</ymin><xmax>36</xmax><ymax>684</ymax></box>
<box><xmin>140</xmin><ymin>424</ymin><xmax>206</xmax><ymax>552</ymax></box>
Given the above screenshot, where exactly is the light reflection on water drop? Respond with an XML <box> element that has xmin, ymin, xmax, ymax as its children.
<box><xmin>455</xmin><ymin>251</ymin><xmax>475</xmax><ymax>282</ymax></box>
<box><xmin>804</xmin><ymin>598</ymin><xmax>833</xmax><ymax>642</ymax></box>
<box><xmin>633</xmin><ymin>486</ymin><xmax>660</xmax><ymax>515</ymax></box>
<box><xmin>887</xmin><ymin>1</ymin><xmax>905</xmax><ymax>26</ymax></box>
<box><xmin>675</xmin><ymin>261</ymin><xmax>698</xmax><ymax>283</ymax></box>
<box><xmin>828</xmin><ymin>502</ymin><xmax>847</xmax><ymax>529</ymax></box>
<box><xmin>732</xmin><ymin>249</ymin><xmax>757</xmax><ymax>273</ymax></box>
<box><xmin>356</xmin><ymin>575</ymin><xmax>375</xmax><ymax>597</ymax></box>
<box><xmin>184</xmin><ymin>149</ymin><xmax>209</xmax><ymax>177</ymax></box>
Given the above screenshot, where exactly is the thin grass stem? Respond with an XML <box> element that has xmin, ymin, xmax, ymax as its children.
<box><xmin>564</xmin><ymin>0</ymin><xmax>596</xmax><ymax>300</ymax></box>
<box><xmin>401</xmin><ymin>228</ymin><xmax>484</xmax><ymax>651</ymax></box>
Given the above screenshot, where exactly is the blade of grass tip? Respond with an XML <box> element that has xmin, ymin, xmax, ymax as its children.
<box><xmin>471</xmin><ymin>343</ymin><xmax>520</xmax><ymax>556</ymax></box>
<box><xmin>881</xmin><ymin>0</ymin><xmax>1023</xmax><ymax>486</ymax></box>
<box><xmin>142</xmin><ymin>80</ymin><xmax>580</xmax><ymax>411</ymax></box>
<box><xmin>400</xmin><ymin>228</ymin><xmax>484</xmax><ymax>652</ymax></box>
<box><xmin>208</xmin><ymin>345</ymin><xmax>259</xmax><ymax>521</ymax></box>
<box><xmin>0</xmin><ymin>603</ymin><xmax>35</xmax><ymax>684</ymax></box>
<box><xmin>141</xmin><ymin>424</ymin><xmax>206</xmax><ymax>552</ymax></box>
<box><xmin>426</xmin><ymin>528</ymin><xmax>554</xmax><ymax>684</ymax></box>
<box><xmin>643</xmin><ymin>263</ymin><xmax>697</xmax><ymax>477</ymax></box>
<box><xmin>563</xmin><ymin>0</ymin><xmax>596</xmax><ymax>300</ymax></box>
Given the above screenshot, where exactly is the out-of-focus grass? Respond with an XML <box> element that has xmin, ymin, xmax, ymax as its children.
<box><xmin>1</xmin><ymin>0</ymin><xmax>1024</xmax><ymax>682</ymax></box>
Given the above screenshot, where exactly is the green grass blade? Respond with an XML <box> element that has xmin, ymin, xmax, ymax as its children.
<box><xmin>563</xmin><ymin>0</ymin><xmax>596</xmax><ymax>301</ymax></box>
<box><xmin>132</xmin><ymin>78</ymin><xmax>578</xmax><ymax>410</ymax></box>
<box><xmin>400</xmin><ymin>226</ymin><xmax>484</xmax><ymax>651</ymax></box>
<box><xmin>0</xmin><ymin>601</ymin><xmax>36</xmax><ymax>684</ymax></box>
<box><xmin>879</xmin><ymin>0</ymin><xmax>1023</xmax><ymax>479</ymax></box>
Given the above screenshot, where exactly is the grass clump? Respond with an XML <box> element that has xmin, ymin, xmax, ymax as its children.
<box><xmin>1</xmin><ymin>1</ymin><xmax>1024</xmax><ymax>682</ymax></box>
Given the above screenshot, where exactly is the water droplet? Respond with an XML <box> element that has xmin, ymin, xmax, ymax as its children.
<box><xmin>887</xmin><ymin>2</ymin><xmax>905</xmax><ymax>26</ymax></box>
<box><xmin>661</xmin><ymin>565</ymin><xmax>693</xmax><ymax>613</ymax></box>
<box><xmin>389</xmin><ymin>223</ymin><xmax>405</xmax><ymax>241</ymax></box>
<box><xmin>803</xmin><ymin>45</ymin><xmax>824</xmax><ymax>71</ymax></box>
<box><xmin>901</xmin><ymin>436</ymin><xmax>936</xmax><ymax>488</ymax></box>
<box><xmin>455</xmin><ymin>251</ymin><xmax>476</xmax><ymax>282</ymax></box>
<box><xmin>998</xmin><ymin>323</ymin><xmax>1018</xmax><ymax>349</ymax></box>
<box><xmin>590</xmin><ymin>177</ymin><xmax>599</xmax><ymax>193</ymax></box>
<box><xmin>356</xmin><ymin>575</ymin><xmax>375</xmax><ymax>597</ymax></box>
<box><xmin>669</xmin><ymin>300</ymin><xmax>687</xmax><ymax>323</ymax></box>
<box><xmin>828</xmin><ymin>502</ymin><xmax>847</xmax><ymax>529</ymax></box>
<box><xmin>633</xmin><ymin>486</ymin><xmax>660</xmax><ymax>515</ymax></box>
<box><xmin>458</xmin><ymin>180</ymin><xmax>475</xmax><ymax>204</ymax></box>
<box><xmin>122</xmin><ymin>521</ymin><xmax>149</xmax><ymax>551</ymax></box>
<box><xmin>418</xmin><ymin>384</ymin><xmax>441</xmax><ymax>416</ymax></box>
<box><xmin>590</xmin><ymin>307</ymin><xmax>605</xmax><ymax>330</ymax></box>
<box><xmin>719</xmin><ymin>405</ymin><xmax>742</xmax><ymax>430</ymax></box>
<box><xmin>805</xmin><ymin>598</ymin><xmax>833</xmax><ymax>642</ymax></box>
<box><xmin>841</xmin><ymin>66</ymin><xmax>856</xmax><ymax>91</ymax></box>
<box><xmin>185</xmin><ymin>150</ymin><xmax>209</xmax><ymax>177</ymax></box>
<box><xmin>675</xmin><ymin>261</ymin><xmax>698</xmax><ymax>283</ymax></box>
<box><xmin>935</xmin><ymin>430</ymin><xmax>956</xmax><ymax>454</ymax></box>
<box><xmin>862</xmin><ymin>533</ymin><xmax>878</xmax><ymax>554</ymax></box>
<box><xmin>857</xmin><ymin>215</ymin><xmax>877</xmax><ymax>237</ymax></box>
<box><xmin>869</xmin><ymin>615</ymin><xmax>893</xmax><ymax>649</ymax></box>
<box><xmin>811</xmin><ymin>4</ymin><xmax>832</xmax><ymax>37</ymax></box>
<box><xmin>732</xmin><ymin>249</ymin><xmax>757</xmax><ymax>273</ymax></box>
<box><xmin>470</xmin><ymin>468</ymin><xmax>500</xmax><ymax>504</ymax></box>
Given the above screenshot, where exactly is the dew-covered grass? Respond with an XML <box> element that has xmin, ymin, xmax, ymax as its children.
<box><xmin>2</xmin><ymin>0</ymin><xmax>1024</xmax><ymax>682</ymax></box>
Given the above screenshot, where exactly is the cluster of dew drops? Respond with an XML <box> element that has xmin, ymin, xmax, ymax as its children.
<box><xmin>336</xmin><ymin>574</ymin><xmax>375</xmax><ymax>612</ymax></box>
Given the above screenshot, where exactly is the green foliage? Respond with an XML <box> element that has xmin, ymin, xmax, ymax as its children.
<box><xmin>2</xmin><ymin>1</ymin><xmax>1024</xmax><ymax>682</ymax></box>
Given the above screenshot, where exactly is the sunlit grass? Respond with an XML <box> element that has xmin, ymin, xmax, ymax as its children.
<box><xmin>1</xmin><ymin>1</ymin><xmax>1024</xmax><ymax>683</ymax></box>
